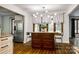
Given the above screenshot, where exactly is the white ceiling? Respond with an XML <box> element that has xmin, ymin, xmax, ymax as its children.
<box><xmin>15</xmin><ymin>4</ymin><xmax>73</xmax><ymax>13</ymax></box>
<box><xmin>0</xmin><ymin>6</ymin><xmax>18</xmax><ymax>16</ymax></box>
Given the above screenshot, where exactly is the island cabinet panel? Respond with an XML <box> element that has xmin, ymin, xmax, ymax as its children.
<box><xmin>32</xmin><ymin>33</ymin><xmax>55</xmax><ymax>49</ymax></box>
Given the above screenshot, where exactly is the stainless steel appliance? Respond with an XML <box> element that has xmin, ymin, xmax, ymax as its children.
<box><xmin>14</xmin><ymin>20</ymin><xmax>24</xmax><ymax>42</ymax></box>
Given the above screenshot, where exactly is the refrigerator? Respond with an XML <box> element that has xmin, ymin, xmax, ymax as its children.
<box><xmin>14</xmin><ymin>20</ymin><xmax>24</xmax><ymax>42</ymax></box>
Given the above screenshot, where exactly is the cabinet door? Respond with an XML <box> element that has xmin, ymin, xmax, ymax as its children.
<box><xmin>32</xmin><ymin>33</ymin><xmax>41</xmax><ymax>48</ymax></box>
<box><xmin>32</xmin><ymin>39</ymin><xmax>41</xmax><ymax>48</ymax></box>
<box><xmin>42</xmin><ymin>34</ymin><xmax>55</xmax><ymax>49</ymax></box>
<box><xmin>42</xmin><ymin>39</ymin><xmax>54</xmax><ymax>49</ymax></box>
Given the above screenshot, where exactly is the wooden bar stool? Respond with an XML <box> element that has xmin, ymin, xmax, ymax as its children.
<box><xmin>54</xmin><ymin>33</ymin><xmax>63</xmax><ymax>49</ymax></box>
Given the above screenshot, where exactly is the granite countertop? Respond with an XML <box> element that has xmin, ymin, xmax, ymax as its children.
<box><xmin>31</xmin><ymin>32</ymin><xmax>62</xmax><ymax>35</ymax></box>
<box><xmin>0</xmin><ymin>33</ymin><xmax>12</xmax><ymax>38</ymax></box>
<box><xmin>32</xmin><ymin>32</ymin><xmax>61</xmax><ymax>33</ymax></box>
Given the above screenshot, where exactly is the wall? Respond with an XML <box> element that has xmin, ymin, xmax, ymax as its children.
<box><xmin>0</xmin><ymin>16</ymin><xmax>2</xmax><ymax>36</ymax></box>
<box><xmin>70</xmin><ymin>6</ymin><xmax>79</xmax><ymax>16</ymax></box>
<box><xmin>63</xmin><ymin>4</ymin><xmax>78</xmax><ymax>43</ymax></box>
<box><xmin>24</xmin><ymin>14</ymin><xmax>33</xmax><ymax>43</ymax></box>
<box><xmin>63</xmin><ymin>14</ymin><xmax>69</xmax><ymax>43</ymax></box>
<box><xmin>69</xmin><ymin>17</ymin><xmax>71</xmax><ymax>38</ymax></box>
<box><xmin>0</xmin><ymin>4</ymin><xmax>33</xmax><ymax>43</ymax></box>
<box><xmin>69</xmin><ymin>5</ymin><xmax>79</xmax><ymax>38</ymax></box>
<box><xmin>0</xmin><ymin>4</ymin><xmax>78</xmax><ymax>43</ymax></box>
<box><xmin>53</xmin><ymin>13</ymin><xmax>64</xmax><ymax>23</ymax></box>
<box><xmin>2</xmin><ymin>15</ymin><xmax>14</xmax><ymax>33</ymax></box>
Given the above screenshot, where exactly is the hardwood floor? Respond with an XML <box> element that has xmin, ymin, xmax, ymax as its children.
<box><xmin>13</xmin><ymin>41</ymin><xmax>75</xmax><ymax>54</ymax></box>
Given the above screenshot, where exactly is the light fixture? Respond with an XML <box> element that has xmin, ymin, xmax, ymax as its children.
<box><xmin>33</xmin><ymin>6</ymin><xmax>52</xmax><ymax>24</ymax></box>
<box><xmin>40</xmin><ymin>14</ymin><xmax>43</xmax><ymax>17</ymax></box>
<box><xmin>45</xmin><ymin>10</ymin><xmax>48</xmax><ymax>13</ymax></box>
<box><xmin>54</xmin><ymin>13</ymin><xmax>57</xmax><ymax>16</ymax></box>
<box><xmin>47</xmin><ymin>15</ymin><xmax>50</xmax><ymax>18</ymax></box>
<box><xmin>36</xmin><ymin>12</ymin><xmax>39</xmax><ymax>15</ymax></box>
<box><xmin>50</xmin><ymin>16</ymin><xmax>53</xmax><ymax>18</ymax></box>
<box><xmin>33</xmin><ymin>14</ymin><xmax>37</xmax><ymax>18</ymax></box>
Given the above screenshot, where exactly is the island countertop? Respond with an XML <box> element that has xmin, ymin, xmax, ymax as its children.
<box><xmin>32</xmin><ymin>32</ymin><xmax>62</xmax><ymax>35</ymax></box>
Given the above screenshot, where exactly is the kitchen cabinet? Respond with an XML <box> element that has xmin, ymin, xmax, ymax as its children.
<box><xmin>32</xmin><ymin>32</ymin><xmax>55</xmax><ymax>49</ymax></box>
<box><xmin>0</xmin><ymin>34</ymin><xmax>13</xmax><ymax>54</ymax></box>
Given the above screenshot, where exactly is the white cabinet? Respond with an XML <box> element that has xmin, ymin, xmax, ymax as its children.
<box><xmin>0</xmin><ymin>35</ymin><xmax>13</xmax><ymax>54</ymax></box>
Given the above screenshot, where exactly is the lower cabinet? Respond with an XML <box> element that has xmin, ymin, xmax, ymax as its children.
<box><xmin>32</xmin><ymin>33</ymin><xmax>55</xmax><ymax>49</ymax></box>
<box><xmin>0</xmin><ymin>36</ymin><xmax>13</xmax><ymax>54</ymax></box>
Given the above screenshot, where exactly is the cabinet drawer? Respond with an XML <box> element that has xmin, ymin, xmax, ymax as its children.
<box><xmin>0</xmin><ymin>48</ymin><xmax>10</xmax><ymax>54</ymax></box>
<box><xmin>32</xmin><ymin>41</ymin><xmax>41</xmax><ymax>44</ymax></box>
<box><xmin>0</xmin><ymin>38</ymin><xmax>9</xmax><ymax>45</ymax></box>
<box><xmin>42</xmin><ymin>45</ymin><xmax>53</xmax><ymax>49</ymax></box>
<box><xmin>0</xmin><ymin>44</ymin><xmax>9</xmax><ymax>53</ymax></box>
<box><xmin>32</xmin><ymin>44</ymin><xmax>41</xmax><ymax>48</ymax></box>
<box><xmin>42</xmin><ymin>39</ymin><xmax>53</xmax><ymax>41</ymax></box>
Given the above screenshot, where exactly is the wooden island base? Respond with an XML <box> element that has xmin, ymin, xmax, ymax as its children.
<box><xmin>32</xmin><ymin>32</ymin><xmax>55</xmax><ymax>50</ymax></box>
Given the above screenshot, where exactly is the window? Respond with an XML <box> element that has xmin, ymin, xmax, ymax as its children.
<box><xmin>54</xmin><ymin>23</ymin><xmax>63</xmax><ymax>33</ymax></box>
<box><xmin>48</xmin><ymin>20</ymin><xmax>54</xmax><ymax>32</ymax></box>
<box><xmin>40</xmin><ymin>24</ymin><xmax>48</xmax><ymax>32</ymax></box>
<box><xmin>75</xmin><ymin>20</ymin><xmax>79</xmax><ymax>34</ymax></box>
<box><xmin>33</xmin><ymin>24</ymin><xmax>39</xmax><ymax>32</ymax></box>
<box><xmin>75</xmin><ymin>20</ymin><xmax>77</xmax><ymax>33</ymax></box>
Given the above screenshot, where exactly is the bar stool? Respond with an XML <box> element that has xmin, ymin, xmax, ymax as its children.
<box><xmin>54</xmin><ymin>33</ymin><xmax>63</xmax><ymax>49</ymax></box>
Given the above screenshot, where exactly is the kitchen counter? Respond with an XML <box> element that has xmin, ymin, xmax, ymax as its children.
<box><xmin>32</xmin><ymin>32</ymin><xmax>63</xmax><ymax>49</ymax></box>
<box><xmin>32</xmin><ymin>32</ymin><xmax>55</xmax><ymax>49</ymax></box>
<box><xmin>0</xmin><ymin>33</ymin><xmax>13</xmax><ymax>54</ymax></box>
<box><xmin>0</xmin><ymin>33</ymin><xmax>12</xmax><ymax>38</ymax></box>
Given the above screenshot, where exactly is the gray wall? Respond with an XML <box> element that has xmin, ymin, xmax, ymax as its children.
<box><xmin>69</xmin><ymin>6</ymin><xmax>79</xmax><ymax>38</ymax></box>
<box><xmin>70</xmin><ymin>6</ymin><xmax>79</xmax><ymax>16</ymax></box>
<box><xmin>0</xmin><ymin>16</ymin><xmax>2</xmax><ymax>35</ymax></box>
<box><xmin>69</xmin><ymin>17</ymin><xmax>71</xmax><ymax>38</ymax></box>
<box><xmin>2</xmin><ymin>15</ymin><xmax>14</xmax><ymax>33</ymax></box>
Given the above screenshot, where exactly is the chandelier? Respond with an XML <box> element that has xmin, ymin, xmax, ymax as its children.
<box><xmin>32</xmin><ymin>6</ymin><xmax>53</xmax><ymax>24</ymax></box>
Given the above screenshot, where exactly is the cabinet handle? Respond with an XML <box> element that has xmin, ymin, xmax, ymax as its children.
<box><xmin>1</xmin><ymin>45</ymin><xmax>8</xmax><ymax>48</ymax></box>
<box><xmin>1</xmin><ymin>38</ymin><xmax>8</xmax><ymax>41</ymax></box>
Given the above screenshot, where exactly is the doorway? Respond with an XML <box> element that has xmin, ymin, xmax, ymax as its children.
<box><xmin>70</xmin><ymin>17</ymin><xmax>79</xmax><ymax>47</ymax></box>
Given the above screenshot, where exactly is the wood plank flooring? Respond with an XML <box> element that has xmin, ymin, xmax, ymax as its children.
<box><xmin>13</xmin><ymin>41</ymin><xmax>75</xmax><ymax>54</ymax></box>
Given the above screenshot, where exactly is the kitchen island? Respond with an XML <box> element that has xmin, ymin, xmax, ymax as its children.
<box><xmin>32</xmin><ymin>32</ymin><xmax>61</xmax><ymax>50</ymax></box>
